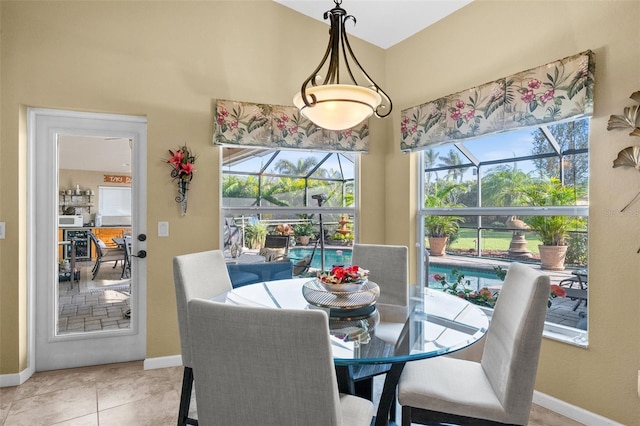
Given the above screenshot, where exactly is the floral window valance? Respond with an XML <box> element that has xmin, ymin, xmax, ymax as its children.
<box><xmin>213</xmin><ymin>99</ymin><xmax>369</xmax><ymax>153</ymax></box>
<box><xmin>400</xmin><ymin>50</ymin><xmax>595</xmax><ymax>152</ymax></box>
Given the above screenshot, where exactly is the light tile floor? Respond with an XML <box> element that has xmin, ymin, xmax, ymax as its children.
<box><xmin>0</xmin><ymin>361</ymin><xmax>583</xmax><ymax>425</ymax></box>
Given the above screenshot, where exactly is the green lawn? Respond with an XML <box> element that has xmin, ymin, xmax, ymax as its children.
<box><xmin>447</xmin><ymin>228</ymin><xmax>543</xmax><ymax>254</ymax></box>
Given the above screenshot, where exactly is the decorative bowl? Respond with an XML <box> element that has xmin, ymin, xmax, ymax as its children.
<box><xmin>319</xmin><ymin>279</ymin><xmax>368</xmax><ymax>293</ymax></box>
<box><xmin>302</xmin><ymin>278</ymin><xmax>379</xmax><ymax>310</ymax></box>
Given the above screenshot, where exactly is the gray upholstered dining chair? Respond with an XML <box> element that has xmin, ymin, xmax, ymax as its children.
<box><xmin>349</xmin><ymin>244</ymin><xmax>409</xmax><ymax>404</ymax></box>
<box><xmin>398</xmin><ymin>262</ymin><xmax>550</xmax><ymax>426</ymax></box>
<box><xmin>351</xmin><ymin>243</ymin><xmax>409</xmax><ymax>344</ymax></box>
<box><xmin>173</xmin><ymin>250</ymin><xmax>233</xmax><ymax>426</ymax></box>
<box><xmin>187</xmin><ymin>299</ymin><xmax>375</xmax><ymax>426</ymax></box>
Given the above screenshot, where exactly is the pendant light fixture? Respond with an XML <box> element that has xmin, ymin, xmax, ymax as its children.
<box><xmin>293</xmin><ymin>0</ymin><xmax>392</xmax><ymax>131</ymax></box>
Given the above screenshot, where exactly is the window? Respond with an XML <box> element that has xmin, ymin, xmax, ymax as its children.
<box><xmin>418</xmin><ymin>118</ymin><xmax>589</xmax><ymax>346</ymax></box>
<box><xmin>98</xmin><ymin>186</ymin><xmax>131</xmax><ymax>216</ymax></box>
<box><xmin>221</xmin><ymin>148</ymin><xmax>358</xmax><ymax>266</ymax></box>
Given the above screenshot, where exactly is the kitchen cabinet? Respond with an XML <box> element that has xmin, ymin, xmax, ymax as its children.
<box><xmin>58</xmin><ymin>229</ymin><xmax>64</xmax><ymax>259</ymax></box>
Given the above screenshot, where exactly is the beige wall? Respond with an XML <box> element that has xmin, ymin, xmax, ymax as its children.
<box><xmin>0</xmin><ymin>0</ymin><xmax>386</xmax><ymax>373</ymax></box>
<box><xmin>386</xmin><ymin>0</ymin><xmax>640</xmax><ymax>423</ymax></box>
<box><xmin>1</xmin><ymin>0</ymin><xmax>639</xmax><ymax>424</ymax></box>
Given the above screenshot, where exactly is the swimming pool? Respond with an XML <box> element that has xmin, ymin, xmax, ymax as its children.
<box><xmin>428</xmin><ymin>265</ymin><xmax>504</xmax><ymax>292</ymax></box>
<box><xmin>287</xmin><ymin>249</ymin><xmax>504</xmax><ymax>290</ymax></box>
<box><xmin>288</xmin><ymin>247</ymin><xmax>352</xmax><ymax>270</ymax></box>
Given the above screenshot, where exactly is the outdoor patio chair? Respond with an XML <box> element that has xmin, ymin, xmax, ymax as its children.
<box><xmin>559</xmin><ymin>269</ymin><xmax>588</xmax><ymax>311</ymax></box>
<box><xmin>88</xmin><ymin>232</ymin><xmax>126</xmax><ymax>280</ymax></box>
<box><xmin>398</xmin><ymin>262</ymin><xmax>550</xmax><ymax>426</ymax></box>
<box><xmin>173</xmin><ymin>250</ymin><xmax>233</xmax><ymax>426</ymax></box>
<box><xmin>260</xmin><ymin>234</ymin><xmax>290</xmax><ymax>262</ymax></box>
<box><xmin>187</xmin><ymin>299</ymin><xmax>375</xmax><ymax>426</ymax></box>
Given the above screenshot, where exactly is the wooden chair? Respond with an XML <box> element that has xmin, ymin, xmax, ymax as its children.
<box><xmin>173</xmin><ymin>250</ymin><xmax>233</xmax><ymax>426</ymax></box>
<box><xmin>187</xmin><ymin>299</ymin><xmax>375</xmax><ymax>426</ymax></box>
<box><xmin>398</xmin><ymin>262</ymin><xmax>550</xmax><ymax>426</ymax></box>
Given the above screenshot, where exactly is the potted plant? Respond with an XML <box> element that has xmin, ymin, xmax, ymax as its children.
<box><xmin>293</xmin><ymin>222</ymin><xmax>315</xmax><ymax>245</ymax></box>
<box><xmin>424</xmin><ymin>183</ymin><xmax>464</xmax><ymax>256</ymax></box>
<box><xmin>329</xmin><ymin>231</ymin><xmax>353</xmax><ymax>246</ymax></box>
<box><xmin>522</xmin><ymin>178</ymin><xmax>586</xmax><ymax>270</ymax></box>
<box><xmin>244</xmin><ymin>221</ymin><xmax>267</xmax><ymax>249</ymax></box>
<box><xmin>425</xmin><ymin>216</ymin><xmax>463</xmax><ymax>256</ymax></box>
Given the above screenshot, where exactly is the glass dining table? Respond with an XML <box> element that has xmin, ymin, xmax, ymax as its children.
<box><xmin>212</xmin><ymin>278</ymin><xmax>489</xmax><ymax>426</ymax></box>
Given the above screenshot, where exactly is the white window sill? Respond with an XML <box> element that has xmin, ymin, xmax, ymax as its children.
<box><xmin>543</xmin><ymin>323</ymin><xmax>588</xmax><ymax>348</ymax></box>
<box><xmin>477</xmin><ymin>306</ymin><xmax>588</xmax><ymax>348</ymax></box>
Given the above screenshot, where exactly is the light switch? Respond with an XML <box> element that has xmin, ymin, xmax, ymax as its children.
<box><xmin>0</xmin><ymin>222</ymin><xmax>5</xmax><ymax>239</ymax></box>
<box><xmin>158</xmin><ymin>221</ymin><xmax>169</xmax><ymax>237</ymax></box>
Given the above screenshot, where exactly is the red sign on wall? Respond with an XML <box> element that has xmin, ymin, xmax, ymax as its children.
<box><xmin>104</xmin><ymin>175</ymin><xmax>132</xmax><ymax>184</ymax></box>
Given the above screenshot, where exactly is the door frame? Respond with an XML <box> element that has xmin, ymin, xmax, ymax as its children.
<box><xmin>27</xmin><ymin>108</ymin><xmax>147</xmax><ymax>371</ymax></box>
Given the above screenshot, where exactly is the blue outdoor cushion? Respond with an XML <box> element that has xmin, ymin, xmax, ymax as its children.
<box><xmin>226</xmin><ymin>261</ymin><xmax>293</xmax><ymax>288</ymax></box>
<box><xmin>227</xmin><ymin>270</ymin><xmax>260</xmax><ymax>288</ymax></box>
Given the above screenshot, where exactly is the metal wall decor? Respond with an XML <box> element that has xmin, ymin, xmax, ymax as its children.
<box><xmin>607</xmin><ymin>91</ymin><xmax>640</xmax><ymax>253</ymax></box>
<box><xmin>608</xmin><ymin>91</ymin><xmax>640</xmax><ymax>213</ymax></box>
<box><xmin>166</xmin><ymin>146</ymin><xmax>197</xmax><ymax>216</ymax></box>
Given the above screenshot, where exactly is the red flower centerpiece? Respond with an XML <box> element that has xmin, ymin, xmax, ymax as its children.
<box><xmin>317</xmin><ymin>265</ymin><xmax>369</xmax><ymax>292</ymax></box>
<box><xmin>318</xmin><ymin>265</ymin><xmax>368</xmax><ymax>284</ymax></box>
<box><xmin>303</xmin><ymin>264</ymin><xmax>379</xmax><ymax>310</ymax></box>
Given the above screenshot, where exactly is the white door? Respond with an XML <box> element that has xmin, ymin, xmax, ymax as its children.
<box><xmin>28</xmin><ymin>108</ymin><xmax>147</xmax><ymax>371</ymax></box>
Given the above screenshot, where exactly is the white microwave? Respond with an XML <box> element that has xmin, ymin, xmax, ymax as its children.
<box><xmin>59</xmin><ymin>215</ymin><xmax>84</xmax><ymax>228</ymax></box>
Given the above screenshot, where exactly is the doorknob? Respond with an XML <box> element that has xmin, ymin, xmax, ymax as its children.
<box><xmin>132</xmin><ymin>250</ymin><xmax>147</xmax><ymax>259</ymax></box>
<box><xmin>137</xmin><ymin>234</ymin><xmax>147</xmax><ymax>241</ymax></box>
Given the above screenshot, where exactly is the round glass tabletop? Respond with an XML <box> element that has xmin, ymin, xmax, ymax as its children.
<box><xmin>219</xmin><ymin>278</ymin><xmax>489</xmax><ymax>365</ymax></box>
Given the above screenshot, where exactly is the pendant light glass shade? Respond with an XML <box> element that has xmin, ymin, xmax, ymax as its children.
<box><xmin>293</xmin><ymin>84</ymin><xmax>382</xmax><ymax>131</ymax></box>
<box><xmin>294</xmin><ymin>0</ymin><xmax>391</xmax><ymax>131</ymax></box>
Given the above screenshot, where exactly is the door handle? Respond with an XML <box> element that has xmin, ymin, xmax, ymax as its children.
<box><xmin>137</xmin><ymin>234</ymin><xmax>147</xmax><ymax>241</ymax></box>
<box><xmin>132</xmin><ymin>250</ymin><xmax>147</xmax><ymax>259</ymax></box>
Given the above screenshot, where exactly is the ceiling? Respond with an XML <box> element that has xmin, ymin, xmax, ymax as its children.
<box><xmin>59</xmin><ymin>135</ymin><xmax>132</xmax><ymax>174</ymax></box>
<box><xmin>274</xmin><ymin>0</ymin><xmax>473</xmax><ymax>49</ymax></box>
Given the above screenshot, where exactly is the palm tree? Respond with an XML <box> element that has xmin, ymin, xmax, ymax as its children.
<box><xmin>222</xmin><ymin>175</ymin><xmax>258</xmax><ymax>199</ymax></box>
<box><xmin>481</xmin><ymin>165</ymin><xmax>533</xmax><ymax>207</ymax></box>
<box><xmin>424</xmin><ymin>148</ymin><xmax>438</xmax><ymax>185</ymax></box>
<box><xmin>274</xmin><ymin>157</ymin><xmax>318</xmax><ymax>176</ymax></box>
<box><xmin>438</xmin><ymin>149</ymin><xmax>469</xmax><ymax>183</ymax></box>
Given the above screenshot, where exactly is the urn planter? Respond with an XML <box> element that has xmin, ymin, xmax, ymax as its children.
<box><xmin>428</xmin><ymin>237</ymin><xmax>448</xmax><ymax>256</ymax></box>
<box><xmin>538</xmin><ymin>245</ymin><xmax>568</xmax><ymax>270</ymax></box>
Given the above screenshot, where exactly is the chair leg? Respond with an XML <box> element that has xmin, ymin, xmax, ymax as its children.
<box><xmin>401</xmin><ymin>405</ymin><xmax>411</xmax><ymax>426</ymax></box>
<box><xmin>178</xmin><ymin>366</ymin><xmax>198</xmax><ymax>426</ymax></box>
<box><xmin>92</xmin><ymin>262</ymin><xmax>101</xmax><ymax>280</ymax></box>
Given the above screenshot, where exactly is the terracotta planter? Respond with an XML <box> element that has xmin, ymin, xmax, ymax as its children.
<box><xmin>538</xmin><ymin>245</ymin><xmax>568</xmax><ymax>270</ymax></box>
<box><xmin>297</xmin><ymin>236</ymin><xmax>310</xmax><ymax>245</ymax></box>
<box><xmin>428</xmin><ymin>237</ymin><xmax>448</xmax><ymax>256</ymax></box>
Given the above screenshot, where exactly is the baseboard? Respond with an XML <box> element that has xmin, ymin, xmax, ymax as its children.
<box><xmin>0</xmin><ymin>365</ymin><xmax>34</xmax><ymax>388</ymax></box>
<box><xmin>143</xmin><ymin>355</ymin><xmax>182</xmax><ymax>370</ymax></box>
<box><xmin>533</xmin><ymin>390</ymin><xmax>623</xmax><ymax>425</ymax></box>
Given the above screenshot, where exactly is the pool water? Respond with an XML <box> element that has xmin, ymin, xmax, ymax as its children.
<box><xmin>288</xmin><ymin>247</ymin><xmax>352</xmax><ymax>270</ymax></box>
<box><xmin>428</xmin><ymin>265</ymin><xmax>504</xmax><ymax>292</ymax></box>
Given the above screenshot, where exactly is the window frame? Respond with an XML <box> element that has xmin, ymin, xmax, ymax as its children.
<box><xmin>416</xmin><ymin>122</ymin><xmax>589</xmax><ymax>347</ymax></box>
<box><xmin>220</xmin><ymin>148</ymin><xmax>360</xmax><ymax>250</ymax></box>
